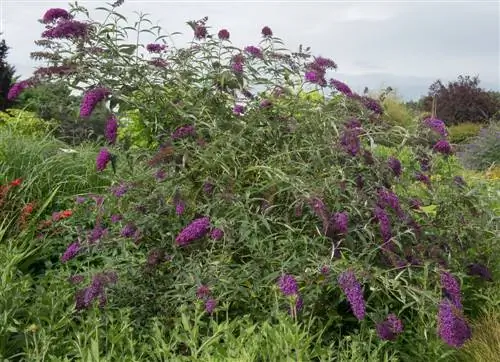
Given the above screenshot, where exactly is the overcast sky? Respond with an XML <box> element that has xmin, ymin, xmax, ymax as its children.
<box><xmin>1</xmin><ymin>0</ymin><xmax>499</xmax><ymax>100</ymax></box>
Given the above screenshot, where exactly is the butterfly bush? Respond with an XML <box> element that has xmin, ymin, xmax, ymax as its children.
<box><xmin>26</xmin><ymin>4</ymin><xmax>500</xmax><ymax>355</ymax></box>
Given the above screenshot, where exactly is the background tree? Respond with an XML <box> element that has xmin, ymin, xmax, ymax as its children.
<box><xmin>421</xmin><ymin>75</ymin><xmax>500</xmax><ymax>125</ymax></box>
<box><xmin>0</xmin><ymin>36</ymin><xmax>17</xmax><ymax>111</ymax></box>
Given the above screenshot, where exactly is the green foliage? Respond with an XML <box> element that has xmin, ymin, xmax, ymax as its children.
<box><xmin>459</xmin><ymin>121</ymin><xmax>500</xmax><ymax>170</ymax></box>
<box><xmin>0</xmin><ymin>108</ymin><xmax>56</xmax><ymax>137</ymax></box>
<box><xmin>448</xmin><ymin>122</ymin><xmax>483</xmax><ymax>144</ymax></box>
<box><xmin>381</xmin><ymin>96</ymin><xmax>417</xmax><ymax>130</ymax></box>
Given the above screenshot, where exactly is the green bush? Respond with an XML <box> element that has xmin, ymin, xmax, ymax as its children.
<box><xmin>0</xmin><ymin>108</ymin><xmax>56</xmax><ymax>137</ymax></box>
<box><xmin>381</xmin><ymin>96</ymin><xmax>417</xmax><ymax>130</ymax></box>
<box><xmin>459</xmin><ymin>121</ymin><xmax>500</xmax><ymax>170</ymax></box>
<box><xmin>448</xmin><ymin>122</ymin><xmax>483</xmax><ymax>144</ymax></box>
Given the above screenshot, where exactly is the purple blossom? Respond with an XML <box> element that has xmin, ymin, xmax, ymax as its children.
<box><xmin>362</xmin><ymin>96</ymin><xmax>383</xmax><ymax>115</ymax></box>
<box><xmin>261</xmin><ymin>26</ymin><xmax>273</xmax><ymax>37</ymax></box>
<box><xmin>171</xmin><ymin>124</ymin><xmax>196</xmax><ymax>140</ymax></box>
<box><xmin>278</xmin><ymin>274</ymin><xmax>298</xmax><ymax>296</ymax></box>
<box><xmin>377</xmin><ymin>188</ymin><xmax>404</xmax><ymax>218</ymax></box>
<box><xmin>96</xmin><ymin>148</ymin><xmax>112</xmax><ymax>172</ymax></box>
<box><xmin>76</xmin><ymin>272</ymin><xmax>117</xmax><ymax>310</ymax></box>
<box><xmin>231</xmin><ymin>61</ymin><xmax>243</xmax><ymax>73</ymax></box>
<box><xmin>155</xmin><ymin>169</ymin><xmax>167</xmax><ymax>181</ymax></box>
<box><xmin>88</xmin><ymin>224</ymin><xmax>107</xmax><ymax>243</ymax></box>
<box><xmin>175</xmin><ymin>200</ymin><xmax>186</xmax><ymax>216</ymax></box>
<box><xmin>440</xmin><ymin>271</ymin><xmax>463</xmax><ymax>309</ymax></box>
<box><xmin>416</xmin><ymin>172</ymin><xmax>431</xmax><ymax>187</ymax></box>
<box><xmin>75</xmin><ymin>196</ymin><xmax>86</xmax><ymax>204</ymax></box>
<box><xmin>42</xmin><ymin>8</ymin><xmax>72</xmax><ymax>24</ymax></box>
<box><xmin>148</xmin><ymin>58</ymin><xmax>168</xmax><ymax>68</ymax></box>
<box><xmin>196</xmin><ymin>285</ymin><xmax>211</xmax><ymax>299</ymax></box>
<box><xmin>218</xmin><ymin>29</ymin><xmax>230</xmax><ymax>40</ymax></box>
<box><xmin>419</xmin><ymin>157</ymin><xmax>431</xmax><ymax>172</ymax></box>
<box><xmin>146</xmin><ymin>43</ymin><xmax>166</xmax><ymax>53</ymax></box>
<box><xmin>305</xmin><ymin>71</ymin><xmax>320</xmax><ymax>84</ymax></box>
<box><xmin>110</xmin><ymin>214</ymin><xmax>122</xmax><ymax>223</ymax></box>
<box><xmin>376</xmin><ymin>313</ymin><xmax>404</xmax><ymax>341</ymax></box>
<box><xmin>175</xmin><ymin>216</ymin><xmax>211</xmax><ymax>246</ymax></box>
<box><xmin>466</xmin><ymin>263</ymin><xmax>493</xmax><ymax>281</ymax></box>
<box><xmin>244</xmin><ymin>46</ymin><xmax>263</xmax><ymax>58</ymax></box>
<box><xmin>437</xmin><ymin>299</ymin><xmax>471</xmax><ymax>348</ymax></box>
<box><xmin>80</xmin><ymin>87</ymin><xmax>110</xmax><ymax>118</ymax></box>
<box><xmin>409</xmin><ymin>198</ymin><xmax>422</xmax><ymax>210</ymax></box>
<box><xmin>7</xmin><ymin>80</ymin><xmax>30</xmax><ymax>100</ymax></box>
<box><xmin>338</xmin><ymin>270</ymin><xmax>366</xmax><ymax>320</ymax></box>
<box><xmin>320</xmin><ymin>265</ymin><xmax>330</xmax><ymax>276</ymax></box>
<box><xmin>194</xmin><ymin>25</ymin><xmax>207</xmax><ymax>39</ymax></box>
<box><xmin>330</xmin><ymin>79</ymin><xmax>353</xmax><ymax>96</ymax></box>
<box><xmin>69</xmin><ymin>274</ymin><xmax>84</xmax><ymax>284</ymax></box>
<box><xmin>104</xmin><ymin>114</ymin><xmax>118</xmax><ymax>144</ymax></box>
<box><xmin>42</xmin><ymin>20</ymin><xmax>90</xmax><ymax>39</ymax></box>
<box><xmin>205</xmin><ymin>298</ymin><xmax>217</xmax><ymax>314</ymax></box>
<box><xmin>374</xmin><ymin>206</ymin><xmax>392</xmax><ymax>243</ymax></box>
<box><xmin>233</xmin><ymin>104</ymin><xmax>245</xmax><ymax>115</ymax></box>
<box><xmin>61</xmin><ymin>242</ymin><xmax>80</xmax><ymax>263</ymax></box>
<box><xmin>110</xmin><ymin>182</ymin><xmax>128</xmax><ymax>197</ymax></box>
<box><xmin>340</xmin><ymin>128</ymin><xmax>361</xmax><ymax>156</ymax></box>
<box><xmin>312</xmin><ymin>56</ymin><xmax>337</xmax><ymax>69</ymax></box>
<box><xmin>121</xmin><ymin>223</ymin><xmax>137</xmax><ymax>238</ymax></box>
<box><xmin>433</xmin><ymin>140</ymin><xmax>453</xmax><ymax>155</ymax></box>
<box><xmin>388</xmin><ymin>157</ymin><xmax>402</xmax><ymax>177</ymax></box>
<box><xmin>331</xmin><ymin>212</ymin><xmax>349</xmax><ymax>235</ymax></box>
<box><xmin>345</xmin><ymin>118</ymin><xmax>362</xmax><ymax>129</ymax></box>
<box><xmin>424</xmin><ymin>117</ymin><xmax>448</xmax><ymax>138</ymax></box>
<box><xmin>203</xmin><ymin>182</ymin><xmax>215</xmax><ymax>195</ymax></box>
<box><xmin>210</xmin><ymin>228</ymin><xmax>224</xmax><ymax>240</ymax></box>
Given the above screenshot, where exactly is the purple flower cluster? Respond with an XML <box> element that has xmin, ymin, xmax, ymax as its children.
<box><xmin>278</xmin><ymin>274</ymin><xmax>298</xmax><ymax>296</ymax></box>
<box><xmin>261</xmin><ymin>26</ymin><xmax>273</xmax><ymax>37</ymax></box>
<box><xmin>374</xmin><ymin>206</ymin><xmax>392</xmax><ymax>243</ymax></box>
<box><xmin>210</xmin><ymin>228</ymin><xmax>224</xmax><ymax>240</ymax></box>
<box><xmin>233</xmin><ymin>104</ymin><xmax>245</xmax><ymax>115</ymax></box>
<box><xmin>330</xmin><ymin>212</ymin><xmax>349</xmax><ymax>235</ymax></box>
<box><xmin>424</xmin><ymin>117</ymin><xmax>448</xmax><ymax>138</ymax></box>
<box><xmin>466</xmin><ymin>263</ymin><xmax>493</xmax><ymax>281</ymax></box>
<box><xmin>149</xmin><ymin>58</ymin><xmax>168</xmax><ymax>68</ymax></box>
<box><xmin>376</xmin><ymin>313</ymin><xmax>404</xmax><ymax>341</ymax></box>
<box><xmin>195</xmin><ymin>285</ymin><xmax>217</xmax><ymax>314</ymax></box>
<box><xmin>433</xmin><ymin>140</ymin><xmax>452</xmax><ymax>155</ymax></box>
<box><xmin>80</xmin><ymin>87</ymin><xmax>110</xmax><ymax>118</ymax></box>
<box><xmin>244</xmin><ymin>46</ymin><xmax>263</xmax><ymax>59</ymax></box>
<box><xmin>218</xmin><ymin>29</ymin><xmax>230</xmax><ymax>40</ymax></box>
<box><xmin>329</xmin><ymin>79</ymin><xmax>353</xmax><ymax>96</ymax></box>
<box><xmin>340</xmin><ymin>127</ymin><xmax>362</xmax><ymax>156</ymax></box>
<box><xmin>96</xmin><ymin>148</ymin><xmax>112</xmax><ymax>172</ymax></box>
<box><xmin>194</xmin><ymin>25</ymin><xmax>207</xmax><ymax>39</ymax></box>
<box><xmin>8</xmin><ymin>80</ymin><xmax>30</xmax><ymax>101</ymax></box>
<box><xmin>146</xmin><ymin>43</ymin><xmax>167</xmax><ymax>53</ymax></box>
<box><xmin>110</xmin><ymin>182</ymin><xmax>128</xmax><ymax>197</ymax></box>
<box><xmin>416</xmin><ymin>172</ymin><xmax>431</xmax><ymax>188</ymax></box>
<box><xmin>377</xmin><ymin>188</ymin><xmax>404</xmax><ymax>218</ymax></box>
<box><xmin>175</xmin><ymin>216</ymin><xmax>211</xmax><ymax>246</ymax></box>
<box><xmin>205</xmin><ymin>298</ymin><xmax>217</xmax><ymax>314</ymax></box>
<box><xmin>75</xmin><ymin>271</ymin><xmax>117</xmax><ymax>310</ymax></box>
<box><xmin>440</xmin><ymin>271</ymin><xmax>463</xmax><ymax>309</ymax></box>
<box><xmin>260</xmin><ymin>99</ymin><xmax>272</xmax><ymax>108</ymax></box>
<box><xmin>110</xmin><ymin>214</ymin><xmax>123</xmax><ymax>223</ymax></box>
<box><xmin>361</xmin><ymin>96</ymin><xmax>383</xmax><ymax>115</ymax></box>
<box><xmin>104</xmin><ymin>114</ymin><xmax>118</xmax><ymax>144</ymax></box>
<box><xmin>88</xmin><ymin>224</ymin><xmax>107</xmax><ymax>243</ymax></box>
<box><xmin>338</xmin><ymin>270</ymin><xmax>366</xmax><ymax>320</ymax></box>
<box><xmin>196</xmin><ymin>285</ymin><xmax>211</xmax><ymax>299</ymax></box>
<box><xmin>304</xmin><ymin>56</ymin><xmax>337</xmax><ymax>87</ymax></box>
<box><xmin>437</xmin><ymin>300</ymin><xmax>471</xmax><ymax>348</ymax></box>
<box><xmin>203</xmin><ymin>181</ymin><xmax>215</xmax><ymax>195</ymax></box>
<box><xmin>171</xmin><ymin>124</ymin><xmax>196</xmax><ymax>140</ymax></box>
<box><xmin>42</xmin><ymin>8</ymin><xmax>72</xmax><ymax>24</ymax></box>
<box><xmin>61</xmin><ymin>242</ymin><xmax>81</xmax><ymax>263</ymax></box>
<box><xmin>121</xmin><ymin>223</ymin><xmax>137</xmax><ymax>238</ymax></box>
<box><xmin>388</xmin><ymin>157</ymin><xmax>402</xmax><ymax>177</ymax></box>
<box><xmin>42</xmin><ymin>19</ymin><xmax>90</xmax><ymax>39</ymax></box>
<box><xmin>175</xmin><ymin>200</ymin><xmax>186</xmax><ymax>216</ymax></box>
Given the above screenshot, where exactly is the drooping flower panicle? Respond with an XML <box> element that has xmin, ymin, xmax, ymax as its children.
<box><xmin>175</xmin><ymin>217</ymin><xmax>211</xmax><ymax>246</ymax></box>
<box><xmin>338</xmin><ymin>270</ymin><xmax>366</xmax><ymax>320</ymax></box>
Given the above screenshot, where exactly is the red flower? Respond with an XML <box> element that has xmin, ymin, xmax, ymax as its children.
<box><xmin>10</xmin><ymin>178</ymin><xmax>22</xmax><ymax>187</ymax></box>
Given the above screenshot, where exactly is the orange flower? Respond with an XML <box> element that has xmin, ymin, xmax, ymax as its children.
<box><xmin>60</xmin><ymin>209</ymin><xmax>73</xmax><ymax>218</ymax></box>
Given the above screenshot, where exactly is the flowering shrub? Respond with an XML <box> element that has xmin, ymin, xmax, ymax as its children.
<box><xmin>3</xmin><ymin>2</ymin><xmax>499</xmax><ymax>359</ymax></box>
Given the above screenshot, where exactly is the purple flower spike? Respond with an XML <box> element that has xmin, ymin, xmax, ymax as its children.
<box><xmin>104</xmin><ymin>114</ymin><xmax>118</xmax><ymax>144</ymax></box>
<box><xmin>42</xmin><ymin>8</ymin><xmax>72</xmax><ymax>24</ymax></box>
<box><xmin>261</xmin><ymin>26</ymin><xmax>273</xmax><ymax>37</ymax></box>
<box><xmin>80</xmin><ymin>87</ymin><xmax>110</xmax><ymax>118</ymax></box>
<box><xmin>175</xmin><ymin>216</ymin><xmax>211</xmax><ymax>246</ymax></box>
<box><xmin>437</xmin><ymin>299</ymin><xmax>471</xmax><ymax>348</ymax></box>
<box><xmin>210</xmin><ymin>227</ymin><xmax>224</xmax><ymax>240</ymax></box>
<box><xmin>338</xmin><ymin>270</ymin><xmax>366</xmax><ymax>320</ymax></box>
<box><xmin>440</xmin><ymin>271</ymin><xmax>463</xmax><ymax>309</ymax></box>
<box><xmin>433</xmin><ymin>140</ymin><xmax>453</xmax><ymax>155</ymax></box>
<box><xmin>205</xmin><ymin>298</ymin><xmax>217</xmax><ymax>314</ymax></box>
<box><xmin>376</xmin><ymin>313</ymin><xmax>404</xmax><ymax>341</ymax></box>
<box><xmin>330</xmin><ymin>79</ymin><xmax>353</xmax><ymax>96</ymax></box>
<box><xmin>278</xmin><ymin>274</ymin><xmax>298</xmax><ymax>296</ymax></box>
<box><xmin>218</xmin><ymin>29</ymin><xmax>230</xmax><ymax>40</ymax></box>
<box><xmin>7</xmin><ymin>80</ymin><xmax>31</xmax><ymax>101</ymax></box>
<box><xmin>61</xmin><ymin>242</ymin><xmax>80</xmax><ymax>263</ymax></box>
<box><xmin>331</xmin><ymin>211</ymin><xmax>349</xmax><ymax>235</ymax></box>
<box><xmin>388</xmin><ymin>157</ymin><xmax>402</xmax><ymax>177</ymax></box>
<box><xmin>244</xmin><ymin>46</ymin><xmax>263</xmax><ymax>58</ymax></box>
<box><xmin>96</xmin><ymin>148</ymin><xmax>112</xmax><ymax>172</ymax></box>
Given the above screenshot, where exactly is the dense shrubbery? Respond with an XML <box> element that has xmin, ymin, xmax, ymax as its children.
<box><xmin>458</xmin><ymin>121</ymin><xmax>500</xmax><ymax>170</ymax></box>
<box><xmin>421</xmin><ymin>75</ymin><xmax>500</xmax><ymax>125</ymax></box>
<box><xmin>448</xmin><ymin>122</ymin><xmax>483</xmax><ymax>144</ymax></box>
<box><xmin>1</xmin><ymin>2</ymin><xmax>499</xmax><ymax>361</ymax></box>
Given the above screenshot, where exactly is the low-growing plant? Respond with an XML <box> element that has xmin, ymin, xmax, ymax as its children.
<box><xmin>459</xmin><ymin>121</ymin><xmax>500</xmax><ymax>170</ymax></box>
<box><xmin>448</xmin><ymin>122</ymin><xmax>483</xmax><ymax>144</ymax></box>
